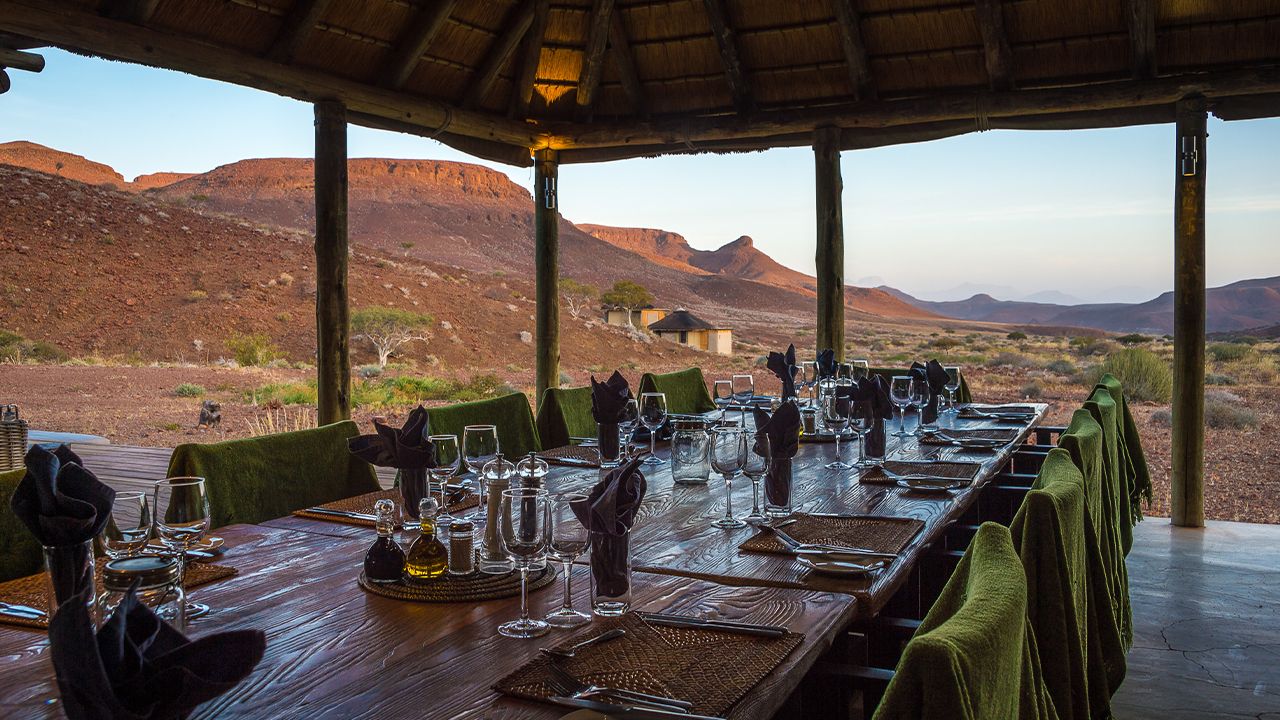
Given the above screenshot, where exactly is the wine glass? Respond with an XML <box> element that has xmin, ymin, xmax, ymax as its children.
<box><xmin>822</xmin><ymin>392</ymin><xmax>852</xmax><ymax>470</ymax></box>
<box><xmin>99</xmin><ymin>491</ymin><xmax>151</xmax><ymax>559</ymax></box>
<box><xmin>709</xmin><ymin>427</ymin><xmax>747</xmax><ymax>529</ymax></box>
<box><xmin>837</xmin><ymin>363</ymin><xmax>853</xmax><ymax>382</ymax></box>
<box><xmin>713</xmin><ymin>380</ymin><xmax>733</xmax><ymax>422</ymax></box>
<box><xmin>428</xmin><ymin>434</ymin><xmax>460</xmax><ymax>526</ymax></box>
<box><xmin>742</xmin><ymin>432</ymin><xmax>771</xmax><ymax>524</ymax></box>
<box><xmin>943</xmin><ymin>366</ymin><xmax>962</xmax><ymax>415</ymax></box>
<box><xmin>638</xmin><ymin>392</ymin><xmax>667</xmax><ymax>465</ymax></box>
<box><xmin>911</xmin><ymin>379</ymin><xmax>931</xmax><ymax>435</ymax></box>
<box><xmin>851</xmin><ymin>359</ymin><xmax>870</xmax><ymax>382</ymax></box>
<box><xmin>731</xmin><ymin>374</ymin><xmax>755</xmax><ymax>424</ymax></box>
<box><xmin>890</xmin><ymin>376</ymin><xmax>914</xmax><ymax>437</ymax></box>
<box><xmin>498</xmin><ymin>488</ymin><xmax>550</xmax><ymax>639</ymax></box>
<box><xmin>796</xmin><ymin>361</ymin><xmax>813</xmax><ymax>406</ymax></box>
<box><xmin>545</xmin><ymin>492</ymin><xmax>590</xmax><ymax>628</ymax></box>
<box><xmin>850</xmin><ymin>408</ymin><xmax>877</xmax><ymax>468</ymax></box>
<box><xmin>463</xmin><ymin>424</ymin><xmax>499</xmax><ymax>516</ymax></box>
<box><xmin>154</xmin><ymin>477</ymin><xmax>211</xmax><ymax>622</ymax></box>
<box><xmin>618</xmin><ymin>398</ymin><xmax>640</xmax><ymax>458</ymax></box>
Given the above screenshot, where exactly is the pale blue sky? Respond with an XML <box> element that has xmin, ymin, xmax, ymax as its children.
<box><xmin>4</xmin><ymin>50</ymin><xmax>1278</xmax><ymax>304</ymax></box>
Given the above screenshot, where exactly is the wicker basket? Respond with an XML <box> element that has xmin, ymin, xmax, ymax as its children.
<box><xmin>0</xmin><ymin>405</ymin><xmax>27</xmax><ymax>472</ymax></box>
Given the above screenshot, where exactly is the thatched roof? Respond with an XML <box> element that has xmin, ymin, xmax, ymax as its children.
<box><xmin>1</xmin><ymin>1</ymin><xmax>1278</xmax><ymax>165</ymax></box>
<box><xmin>649</xmin><ymin>308</ymin><xmax>722</xmax><ymax>331</ymax></box>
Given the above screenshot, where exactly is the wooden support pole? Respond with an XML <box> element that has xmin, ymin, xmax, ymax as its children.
<box><xmin>813</xmin><ymin>126</ymin><xmax>845</xmax><ymax>360</ymax></box>
<box><xmin>534</xmin><ymin>148</ymin><xmax>560</xmax><ymax>403</ymax></box>
<box><xmin>314</xmin><ymin>100</ymin><xmax>351</xmax><ymax>425</ymax></box>
<box><xmin>1171</xmin><ymin>97</ymin><xmax>1206</xmax><ymax>528</ymax></box>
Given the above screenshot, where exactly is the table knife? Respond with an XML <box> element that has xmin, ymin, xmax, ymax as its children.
<box><xmin>636</xmin><ymin>612</ymin><xmax>788</xmax><ymax>638</ymax></box>
<box><xmin>548</xmin><ymin>695</ymin><xmax>726</xmax><ymax>720</ymax></box>
<box><xmin>303</xmin><ymin>507</ymin><xmax>378</xmax><ymax>522</ymax></box>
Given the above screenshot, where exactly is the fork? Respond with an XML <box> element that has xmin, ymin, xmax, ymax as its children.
<box><xmin>539</xmin><ymin>627</ymin><xmax>626</xmax><ymax>659</ymax></box>
<box><xmin>544</xmin><ymin>661</ymin><xmax>695</xmax><ymax>712</ymax></box>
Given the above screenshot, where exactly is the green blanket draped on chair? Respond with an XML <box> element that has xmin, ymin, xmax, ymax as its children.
<box><xmin>167</xmin><ymin>420</ymin><xmax>379</xmax><ymax>529</ymax></box>
<box><xmin>1011</xmin><ymin>447</ymin><xmax>1124</xmax><ymax>720</ymax></box>
<box><xmin>1083</xmin><ymin>388</ymin><xmax>1134</xmax><ymax>648</ymax></box>
<box><xmin>1</xmin><ymin>467</ymin><xmax>43</xmax><ymax>582</ymax></box>
<box><xmin>868</xmin><ymin>367</ymin><xmax>973</xmax><ymax>404</ymax></box>
<box><xmin>1096</xmin><ymin>373</ymin><xmax>1153</xmax><ymax>524</ymax></box>
<box><xmin>535</xmin><ymin>386</ymin><xmax>594</xmax><ymax>450</ymax></box>
<box><xmin>426</xmin><ymin>392</ymin><xmax>540</xmax><ymax>458</ymax></box>
<box><xmin>637</xmin><ymin>368</ymin><xmax>716</xmax><ymax>415</ymax></box>
<box><xmin>873</xmin><ymin>522</ymin><xmax>1059</xmax><ymax>720</ymax></box>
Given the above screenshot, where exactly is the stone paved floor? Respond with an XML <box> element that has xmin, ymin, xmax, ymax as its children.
<box><xmin>1113</xmin><ymin>518</ymin><xmax>1280</xmax><ymax>719</ymax></box>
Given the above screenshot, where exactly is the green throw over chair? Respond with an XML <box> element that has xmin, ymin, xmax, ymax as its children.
<box><xmin>167</xmin><ymin>420</ymin><xmax>379</xmax><ymax>529</ymax></box>
<box><xmin>1082</xmin><ymin>387</ymin><xmax>1135</xmax><ymax>648</ymax></box>
<box><xmin>1010</xmin><ymin>447</ymin><xmax>1123</xmax><ymax>720</ymax></box>
<box><xmin>637</xmin><ymin>368</ymin><xmax>716</xmax><ymax>415</ymax></box>
<box><xmin>1</xmin><ymin>467</ymin><xmax>43</xmax><ymax>582</ymax></box>
<box><xmin>873</xmin><ymin>522</ymin><xmax>1059</xmax><ymax>720</ymax></box>
<box><xmin>868</xmin><ymin>367</ymin><xmax>973</xmax><ymax>404</ymax></box>
<box><xmin>427</xmin><ymin>392</ymin><xmax>541</xmax><ymax>459</ymax></box>
<box><xmin>535</xmin><ymin>386</ymin><xmax>595</xmax><ymax>450</ymax></box>
<box><xmin>1096</xmin><ymin>373</ymin><xmax>1153</xmax><ymax>527</ymax></box>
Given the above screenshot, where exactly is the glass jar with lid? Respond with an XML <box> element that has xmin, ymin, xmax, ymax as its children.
<box><xmin>478</xmin><ymin>454</ymin><xmax>516</xmax><ymax>574</ymax></box>
<box><xmin>514</xmin><ymin>452</ymin><xmax>549</xmax><ymax>492</ymax></box>
<box><xmin>98</xmin><ymin>555</ymin><xmax>186</xmax><ymax>630</ymax></box>
<box><xmin>671</xmin><ymin>418</ymin><xmax>712</xmax><ymax>485</ymax></box>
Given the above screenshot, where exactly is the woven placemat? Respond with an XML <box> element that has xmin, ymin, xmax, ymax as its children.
<box><xmin>292</xmin><ymin>488</ymin><xmax>479</xmax><ymax>527</ymax></box>
<box><xmin>536</xmin><ymin>445</ymin><xmax>601</xmax><ymax>467</ymax></box>
<box><xmin>919</xmin><ymin>428</ymin><xmax>1018</xmax><ymax>445</ymax></box>
<box><xmin>739</xmin><ymin>513</ymin><xmax>924</xmax><ymax>555</ymax></box>
<box><xmin>859</xmin><ymin>460</ymin><xmax>982</xmax><ymax>485</ymax></box>
<box><xmin>358</xmin><ymin>561</ymin><xmax>556</xmax><ymax>603</ymax></box>
<box><xmin>494</xmin><ymin>611</ymin><xmax>803</xmax><ymax>717</ymax></box>
<box><xmin>0</xmin><ymin>559</ymin><xmax>238</xmax><ymax>630</ymax></box>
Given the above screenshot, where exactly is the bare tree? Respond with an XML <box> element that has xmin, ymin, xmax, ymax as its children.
<box><xmin>351</xmin><ymin>307</ymin><xmax>434</xmax><ymax>368</ymax></box>
<box><xmin>559</xmin><ymin>278</ymin><xmax>600</xmax><ymax>319</ymax></box>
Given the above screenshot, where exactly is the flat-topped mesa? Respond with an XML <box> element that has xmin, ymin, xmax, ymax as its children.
<box><xmin>0</xmin><ymin>140</ymin><xmax>126</xmax><ymax>188</ymax></box>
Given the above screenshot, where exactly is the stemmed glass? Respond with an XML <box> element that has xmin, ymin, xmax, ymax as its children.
<box><xmin>498</xmin><ymin>488</ymin><xmax>550</xmax><ymax>639</ymax></box>
<box><xmin>742</xmin><ymin>433</ymin><xmax>771</xmax><ymax>524</ymax></box>
<box><xmin>428</xmin><ymin>434</ymin><xmax>460</xmax><ymax>526</ymax></box>
<box><xmin>911</xmin><ymin>380</ymin><xmax>931</xmax><ymax>435</ymax></box>
<box><xmin>545</xmin><ymin>493</ymin><xmax>590</xmax><ymax>628</ymax></box>
<box><xmin>943</xmin><ymin>366</ymin><xmax>961</xmax><ymax>415</ymax></box>
<box><xmin>851</xmin><ymin>359</ymin><xmax>870</xmax><ymax>382</ymax></box>
<box><xmin>153</xmin><ymin>477</ymin><xmax>212</xmax><ymax>622</ymax></box>
<box><xmin>463</xmin><ymin>424</ymin><xmax>499</xmax><ymax>517</ymax></box>
<box><xmin>99</xmin><ymin>491</ymin><xmax>152</xmax><ymax>559</ymax></box>
<box><xmin>822</xmin><ymin>393</ymin><xmax>852</xmax><ymax>470</ymax></box>
<box><xmin>713</xmin><ymin>380</ymin><xmax>733</xmax><ymax>422</ymax></box>
<box><xmin>638</xmin><ymin>392</ymin><xmax>667</xmax><ymax>465</ymax></box>
<box><xmin>890</xmin><ymin>376</ymin><xmax>914</xmax><ymax>437</ymax></box>
<box><xmin>850</xmin><ymin>409</ymin><xmax>876</xmax><ymax>468</ymax></box>
<box><xmin>731</xmin><ymin>374</ymin><xmax>755</xmax><ymax>424</ymax></box>
<box><xmin>800</xmin><ymin>361</ymin><xmax>818</xmax><ymax>407</ymax></box>
<box><xmin>709</xmin><ymin>427</ymin><xmax>747</xmax><ymax>529</ymax></box>
<box><xmin>618</xmin><ymin>398</ymin><xmax>640</xmax><ymax>458</ymax></box>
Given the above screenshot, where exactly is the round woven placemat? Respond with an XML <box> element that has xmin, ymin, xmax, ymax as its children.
<box><xmin>536</xmin><ymin>445</ymin><xmax>601</xmax><ymax>467</ymax></box>
<box><xmin>739</xmin><ymin>513</ymin><xmax>924</xmax><ymax>555</ymax></box>
<box><xmin>358</xmin><ymin>562</ymin><xmax>557</xmax><ymax>603</ymax></box>
<box><xmin>293</xmin><ymin>488</ymin><xmax>479</xmax><ymax>527</ymax></box>
<box><xmin>0</xmin><ymin>558</ymin><xmax>238</xmax><ymax>629</ymax></box>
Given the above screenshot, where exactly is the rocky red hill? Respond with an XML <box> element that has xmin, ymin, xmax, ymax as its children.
<box><xmin>0</xmin><ymin>141</ymin><xmax>127</xmax><ymax>188</ymax></box>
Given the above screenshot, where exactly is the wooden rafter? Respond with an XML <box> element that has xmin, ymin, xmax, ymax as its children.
<box><xmin>508</xmin><ymin>0</ymin><xmax>549</xmax><ymax>119</ymax></box>
<box><xmin>381</xmin><ymin>0</ymin><xmax>459</xmax><ymax>90</ymax></box>
<box><xmin>461</xmin><ymin>0</ymin><xmax>538</xmax><ymax>110</ymax></box>
<box><xmin>98</xmin><ymin>0</ymin><xmax>159</xmax><ymax>24</ymax></box>
<box><xmin>974</xmin><ymin>0</ymin><xmax>1013</xmax><ymax>91</ymax></box>
<box><xmin>701</xmin><ymin>0</ymin><xmax>753</xmax><ymax>112</ymax></box>
<box><xmin>574</xmin><ymin>0</ymin><xmax>615</xmax><ymax>121</ymax></box>
<box><xmin>608</xmin><ymin>10</ymin><xmax>647</xmax><ymax>117</ymax></box>
<box><xmin>0</xmin><ymin>46</ymin><xmax>44</xmax><ymax>72</ymax></box>
<box><xmin>831</xmin><ymin>0</ymin><xmax>874</xmax><ymax>101</ymax></box>
<box><xmin>267</xmin><ymin>0</ymin><xmax>333</xmax><ymax>65</ymax></box>
<box><xmin>1124</xmin><ymin>0</ymin><xmax>1157</xmax><ymax>79</ymax></box>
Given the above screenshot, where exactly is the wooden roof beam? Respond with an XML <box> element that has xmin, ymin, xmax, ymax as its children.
<box><xmin>461</xmin><ymin>0</ymin><xmax>538</xmax><ymax>110</ymax></box>
<box><xmin>574</xmin><ymin>0</ymin><xmax>615</xmax><ymax>121</ymax></box>
<box><xmin>608</xmin><ymin>10</ymin><xmax>647</xmax><ymax>118</ymax></box>
<box><xmin>701</xmin><ymin>0</ymin><xmax>753</xmax><ymax>113</ymax></box>
<box><xmin>974</xmin><ymin>0</ymin><xmax>1013</xmax><ymax>91</ymax></box>
<box><xmin>98</xmin><ymin>0</ymin><xmax>160</xmax><ymax>24</ymax></box>
<box><xmin>509</xmin><ymin>0</ymin><xmax>549</xmax><ymax>119</ymax></box>
<box><xmin>381</xmin><ymin>0</ymin><xmax>459</xmax><ymax>90</ymax></box>
<box><xmin>1125</xmin><ymin>0</ymin><xmax>1157</xmax><ymax>79</ymax></box>
<box><xmin>267</xmin><ymin>0</ymin><xmax>333</xmax><ymax>65</ymax></box>
<box><xmin>832</xmin><ymin>0</ymin><xmax>874</xmax><ymax>101</ymax></box>
<box><xmin>0</xmin><ymin>46</ymin><xmax>44</xmax><ymax>73</ymax></box>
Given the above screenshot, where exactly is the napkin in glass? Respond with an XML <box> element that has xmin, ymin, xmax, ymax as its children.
<box><xmin>911</xmin><ymin>360</ymin><xmax>949</xmax><ymax>425</ymax></box>
<box><xmin>753</xmin><ymin>403</ymin><xmax>801</xmax><ymax>507</ymax></box>
<box><xmin>767</xmin><ymin>344</ymin><xmax>798</xmax><ymax>400</ymax></box>
<box><xmin>570</xmin><ymin>456</ymin><xmax>646</xmax><ymax>598</ymax></box>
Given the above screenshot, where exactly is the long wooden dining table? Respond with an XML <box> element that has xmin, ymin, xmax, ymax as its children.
<box><xmin>0</xmin><ymin>404</ymin><xmax>1046</xmax><ymax>719</ymax></box>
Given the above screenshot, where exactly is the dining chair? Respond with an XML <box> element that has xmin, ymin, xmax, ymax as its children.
<box><xmin>534</xmin><ymin>386</ymin><xmax>594</xmax><ymax>450</ymax></box>
<box><xmin>0</xmin><ymin>466</ymin><xmax>43</xmax><ymax>582</ymax></box>
<box><xmin>166</xmin><ymin>420</ymin><xmax>379</xmax><ymax>528</ymax></box>
<box><xmin>1095</xmin><ymin>373</ymin><xmax>1153</xmax><ymax>533</ymax></box>
<box><xmin>426</xmin><ymin>392</ymin><xmax>541</xmax><ymax>458</ymax></box>
<box><xmin>636</xmin><ymin>367</ymin><xmax>716</xmax><ymax>415</ymax></box>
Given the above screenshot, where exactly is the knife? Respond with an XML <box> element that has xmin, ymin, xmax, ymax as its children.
<box><xmin>636</xmin><ymin>612</ymin><xmax>789</xmax><ymax>638</ymax></box>
<box><xmin>303</xmin><ymin>507</ymin><xmax>378</xmax><ymax>522</ymax></box>
<box><xmin>547</xmin><ymin>695</ymin><xmax>725</xmax><ymax>720</ymax></box>
<box><xmin>0</xmin><ymin>604</ymin><xmax>46</xmax><ymax>620</ymax></box>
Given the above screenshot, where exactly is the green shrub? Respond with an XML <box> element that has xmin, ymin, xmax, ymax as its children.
<box><xmin>174</xmin><ymin>383</ymin><xmax>206</xmax><ymax>398</ymax></box>
<box><xmin>1204</xmin><ymin>390</ymin><xmax>1258</xmax><ymax>429</ymax></box>
<box><xmin>1089</xmin><ymin>348</ymin><xmax>1172</xmax><ymax>402</ymax></box>
<box><xmin>1207</xmin><ymin>342</ymin><xmax>1250</xmax><ymax>362</ymax></box>
<box><xmin>225</xmin><ymin>332</ymin><xmax>282</xmax><ymax>367</ymax></box>
<box><xmin>185</xmin><ymin>290</ymin><xmax>208</xmax><ymax>302</ymax></box>
<box><xmin>1020</xmin><ymin>380</ymin><xmax>1046</xmax><ymax>399</ymax></box>
<box><xmin>985</xmin><ymin>351</ymin><xmax>1036</xmax><ymax>369</ymax></box>
<box><xmin>1006</xmin><ymin>331</ymin><xmax>1028</xmax><ymax>341</ymax></box>
<box><xmin>357</xmin><ymin>364</ymin><xmax>383</xmax><ymax>379</ymax></box>
<box><xmin>930</xmin><ymin>337</ymin><xmax>962</xmax><ymax>350</ymax></box>
<box><xmin>1204</xmin><ymin>373</ymin><xmax>1236</xmax><ymax>386</ymax></box>
<box><xmin>0</xmin><ymin>330</ymin><xmax>67</xmax><ymax>363</ymax></box>
<box><xmin>1045</xmin><ymin>359</ymin><xmax>1076</xmax><ymax>375</ymax></box>
<box><xmin>1116</xmin><ymin>333</ymin><xmax>1150</xmax><ymax>345</ymax></box>
<box><xmin>1073</xmin><ymin>338</ymin><xmax>1118</xmax><ymax>357</ymax></box>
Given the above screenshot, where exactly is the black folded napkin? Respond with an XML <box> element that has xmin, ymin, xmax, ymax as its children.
<box><xmin>50</xmin><ymin>583</ymin><xmax>265</xmax><ymax>720</ymax></box>
<box><xmin>767</xmin><ymin>344</ymin><xmax>799</xmax><ymax>400</ymax></box>
<box><xmin>347</xmin><ymin>405</ymin><xmax>434</xmax><ymax>470</ymax></box>
<box><xmin>591</xmin><ymin>371</ymin><xmax>633</xmax><ymax>462</ymax></box>
<box><xmin>753</xmin><ymin>403</ymin><xmax>801</xmax><ymax>507</ymax></box>
<box><xmin>816</xmin><ymin>348</ymin><xmax>837</xmax><ymax>380</ymax></box>
<box><xmin>12</xmin><ymin>444</ymin><xmax>116</xmax><ymax>607</ymax></box>
<box><xmin>571</xmin><ymin>455</ymin><xmax>646</xmax><ymax>598</ymax></box>
<box><xmin>855</xmin><ymin>376</ymin><xmax>894</xmax><ymax>458</ymax></box>
<box><xmin>910</xmin><ymin>360</ymin><xmax>949</xmax><ymax>425</ymax></box>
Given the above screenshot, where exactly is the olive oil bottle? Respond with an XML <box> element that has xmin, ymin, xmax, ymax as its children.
<box><xmin>405</xmin><ymin>497</ymin><xmax>448</xmax><ymax>581</ymax></box>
